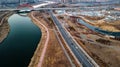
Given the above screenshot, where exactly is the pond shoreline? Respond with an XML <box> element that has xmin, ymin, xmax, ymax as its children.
<box><xmin>0</xmin><ymin>12</ymin><xmax>13</xmax><ymax>43</ymax></box>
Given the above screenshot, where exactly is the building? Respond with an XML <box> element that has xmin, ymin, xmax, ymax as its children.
<box><xmin>60</xmin><ymin>0</ymin><xmax>119</xmax><ymax>3</ymax></box>
<box><xmin>0</xmin><ymin>0</ymin><xmax>35</xmax><ymax>4</ymax></box>
<box><xmin>0</xmin><ymin>0</ymin><xmax>120</xmax><ymax>5</ymax></box>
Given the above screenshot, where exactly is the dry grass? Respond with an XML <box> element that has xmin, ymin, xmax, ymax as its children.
<box><xmin>0</xmin><ymin>12</ymin><xmax>13</xmax><ymax>43</ymax></box>
<box><xmin>42</xmin><ymin>30</ymin><xmax>71</xmax><ymax>67</ymax></box>
<box><xmin>28</xmin><ymin>12</ymin><xmax>48</xmax><ymax>67</ymax></box>
<box><xmin>0</xmin><ymin>20</ymin><xmax>9</xmax><ymax>42</ymax></box>
<box><xmin>94</xmin><ymin>20</ymin><xmax>120</xmax><ymax>32</ymax></box>
<box><xmin>60</xmin><ymin>15</ymin><xmax>120</xmax><ymax>67</ymax></box>
<box><xmin>82</xmin><ymin>15</ymin><xmax>120</xmax><ymax>32</ymax></box>
<box><xmin>29</xmin><ymin>11</ymin><xmax>72</xmax><ymax>67</ymax></box>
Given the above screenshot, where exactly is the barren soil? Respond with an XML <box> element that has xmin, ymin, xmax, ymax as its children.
<box><xmin>42</xmin><ymin>30</ymin><xmax>71</xmax><ymax>67</ymax></box>
<box><xmin>82</xmin><ymin>16</ymin><xmax>120</xmax><ymax>32</ymax></box>
<box><xmin>0</xmin><ymin>20</ymin><xmax>9</xmax><ymax>43</ymax></box>
<box><xmin>29</xmin><ymin>11</ymin><xmax>72</xmax><ymax>67</ymax></box>
<box><xmin>59</xmin><ymin>15</ymin><xmax>120</xmax><ymax>67</ymax></box>
<box><xmin>0</xmin><ymin>12</ymin><xmax>13</xmax><ymax>43</ymax></box>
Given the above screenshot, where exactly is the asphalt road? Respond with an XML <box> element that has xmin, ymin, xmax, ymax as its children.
<box><xmin>49</xmin><ymin>11</ymin><xmax>94</xmax><ymax>67</ymax></box>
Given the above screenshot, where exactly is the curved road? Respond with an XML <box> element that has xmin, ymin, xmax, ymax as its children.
<box><xmin>31</xmin><ymin>12</ymin><xmax>50</xmax><ymax>67</ymax></box>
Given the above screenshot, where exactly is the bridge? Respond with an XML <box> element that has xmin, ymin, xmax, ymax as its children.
<box><xmin>0</xmin><ymin>8</ymin><xmax>77</xmax><ymax>11</ymax></box>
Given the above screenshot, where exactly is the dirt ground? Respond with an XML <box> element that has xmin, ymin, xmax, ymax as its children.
<box><xmin>0</xmin><ymin>12</ymin><xmax>13</xmax><ymax>43</ymax></box>
<box><xmin>86</xmin><ymin>42</ymin><xmax>120</xmax><ymax>67</ymax></box>
<box><xmin>28</xmin><ymin>12</ymin><xmax>48</xmax><ymax>67</ymax></box>
<box><xmin>42</xmin><ymin>30</ymin><xmax>71</xmax><ymax>67</ymax></box>
<box><xmin>29</xmin><ymin>11</ymin><xmax>73</xmax><ymax>67</ymax></box>
<box><xmin>82</xmin><ymin>15</ymin><xmax>120</xmax><ymax>32</ymax></box>
<box><xmin>58</xmin><ymin>15</ymin><xmax>120</xmax><ymax>67</ymax></box>
<box><xmin>0</xmin><ymin>19</ymin><xmax>9</xmax><ymax>43</ymax></box>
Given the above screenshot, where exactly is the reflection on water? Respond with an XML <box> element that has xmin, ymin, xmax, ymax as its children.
<box><xmin>0</xmin><ymin>14</ymin><xmax>41</xmax><ymax>67</ymax></box>
<box><xmin>78</xmin><ymin>19</ymin><xmax>120</xmax><ymax>36</ymax></box>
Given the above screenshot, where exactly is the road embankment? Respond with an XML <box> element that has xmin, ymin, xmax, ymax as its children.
<box><xmin>0</xmin><ymin>12</ymin><xmax>13</xmax><ymax>43</ymax></box>
<box><xmin>28</xmin><ymin>12</ymin><xmax>47</xmax><ymax>67</ymax></box>
<box><xmin>28</xmin><ymin>11</ymin><xmax>74</xmax><ymax>67</ymax></box>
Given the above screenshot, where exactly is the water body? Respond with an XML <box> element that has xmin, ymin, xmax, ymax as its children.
<box><xmin>78</xmin><ymin>19</ymin><xmax>120</xmax><ymax>36</ymax></box>
<box><xmin>0</xmin><ymin>14</ymin><xmax>41</xmax><ymax>67</ymax></box>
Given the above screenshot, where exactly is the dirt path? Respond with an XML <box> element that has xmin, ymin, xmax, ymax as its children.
<box><xmin>31</xmin><ymin>12</ymin><xmax>50</xmax><ymax>67</ymax></box>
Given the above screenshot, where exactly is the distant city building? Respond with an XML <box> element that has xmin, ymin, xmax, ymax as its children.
<box><xmin>60</xmin><ymin>0</ymin><xmax>120</xmax><ymax>3</ymax></box>
<box><xmin>0</xmin><ymin>0</ymin><xmax>120</xmax><ymax>5</ymax></box>
<box><xmin>0</xmin><ymin>0</ymin><xmax>35</xmax><ymax>4</ymax></box>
